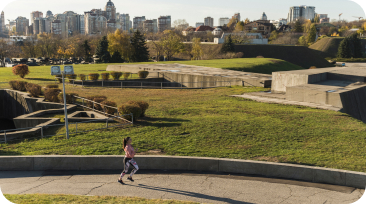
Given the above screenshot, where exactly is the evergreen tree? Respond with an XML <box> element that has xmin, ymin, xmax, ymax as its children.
<box><xmin>337</xmin><ymin>37</ymin><xmax>352</xmax><ymax>58</ymax></box>
<box><xmin>95</xmin><ymin>36</ymin><xmax>111</xmax><ymax>63</ymax></box>
<box><xmin>82</xmin><ymin>40</ymin><xmax>91</xmax><ymax>62</ymax></box>
<box><xmin>306</xmin><ymin>24</ymin><xmax>317</xmax><ymax>45</ymax></box>
<box><xmin>294</xmin><ymin>20</ymin><xmax>303</xmax><ymax>32</ymax></box>
<box><xmin>110</xmin><ymin>51</ymin><xmax>125</xmax><ymax>63</ymax></box>
<box><xmin>130</xmin><ymin>30</ymin><xmax>149</xmax><ymax>62</ymax></box>
<box><xmin>221</xmin><ymin>35</ymin><xmax>235</xmax><ymax>53</ymax></box>
<box><xmin>350</xmin><ymin>33</ymin><xmax>363</xmax><ymax>58</ymax></box>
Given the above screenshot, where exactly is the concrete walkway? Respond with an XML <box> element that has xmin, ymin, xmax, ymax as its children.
<box><xmin>232</xmin><ymin>94</ymin><xmax>342</xmax><ymax>112</ymax></box>
<box><xmin>0</xmin><ymin>170</ymin><xmax>363</xmax><ymax>204</ymax></box>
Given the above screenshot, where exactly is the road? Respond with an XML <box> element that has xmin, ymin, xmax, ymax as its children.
<box><xmin>0</xmin><ymin>170</ymin><xmax>364</xmax><ymax>204</ymax></box>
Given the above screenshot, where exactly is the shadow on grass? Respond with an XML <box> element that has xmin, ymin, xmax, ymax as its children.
<box><xmin>138</xmin><ymin>116</ymin><xmax>190</xmax><ymax>128</ymax></box>
<box><xmin>26</xmin><ymin>78</ymin><xmax>56</xmax><ymax>82</ymax></box>
<box><xmin>0</xmin><ymin>150</ymin><xmax>21</xmax><ymax>156</ymax></box>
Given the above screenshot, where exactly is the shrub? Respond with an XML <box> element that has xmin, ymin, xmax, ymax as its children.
<box><xmin>86</xmin><ymin>95</ymin><xmax>108</xmax><ymax>109</ymax></box>
<box><xmin>256</xmin><ymin>56</ymin><xmax>264</xmax><ymax>58</ymax></box>
<box><xmin>123</xmin><ymin>72</ymin><xmax>131</xmax><ymax>80</ymax></box>
<box><xmin>111</xmin><ymin>72</ymin><xmax>123</xmax><ymax>80</ymax></box>
<box><xmin>56</xmin><ymin>75</ymin><xmax>62</xmax><ymax>83</ymax></box>
<box><xmin>58</xmin><ymin>92</ymin><xmax>78</xmax><ymax>104</ymax></box>
<box><xmin>26</xmin><ymin>83</ymin><xmax>42</xmax><ymax>97</ymax></box>
<box><xmin>309</xmin><ymin>66</ymin><xmax>317</xmax><ymax>69</ymax></box>
<box><xmin>234</xmin><ymin>52</ymin><xmax>244</xmax><ymax>58</ymax></box>
<box><xmin>12</xmin><ymin>64</ymin><xmax>29</xmax><ymax>78</ymax></box>
<box><xmin>67</xmin><ymin>74</ymin><xmax>77</xmax><ymax>83</ymax></box>
<box><xmin>44</xmin><ymin>88</ymin><xmax>61</xmax><ymax>102</ymax></box>
<box><xmin>15</xmin><ymin>81</ymin><xmax>28</xmax><ymax>91</ymax></box>
<box><xmin>93</xmin><ymin>98</ymin><xmax>107</xmax><ymax>111</ymax></box>
<box><xmin>9</xmin><ymin>81</ymin><xmax>18</xmax><ymax>90</ymax></box>
<box><xmin>101</xmin><ymin>101</ymin><xmax>117</xmax><ymax>115</ymax></box>
<box><xmin>46</xmin><ymin>84</ymin><xmax>59</xmax><ymax>89</ymax></box>
<box><xmin>138</xmin><ymin>71</ymin><xmax>149</xmax><ymax>79</ymax></box>
<box><xmin>79</xmin><ymin>74</ymin><xmax>86</xmax><ymax>81</ymax></box>
<box><xmin>101</xmin><ymin>73</ymin><xmax>110</xmax><ymax>81</ymax></box>
<box><xmin>88</xmin><ymin>73</ymin><xmax>100</xmax><ymax>81</ymax></box>
<box><xmin>118</xmin><ymin>103</ymin><xmax>142</xmax><ymax>121</ymax></box>
<box><xmin>126</xmin><ymin>101</ymin><xmax>149</xmax><ymax>117</ymax></box>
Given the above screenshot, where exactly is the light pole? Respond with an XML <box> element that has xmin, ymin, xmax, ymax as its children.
<box><xmin>51</xmin><ymin>65</ymin><xmax>74</xmax><ymax>139</ymax></box>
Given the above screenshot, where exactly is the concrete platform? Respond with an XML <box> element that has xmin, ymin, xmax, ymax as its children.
<box><xmin>106</xmin><ymin>64</ymin><xmax>272</xmax><ymax>88</ymax></box>
<box><xmin>1</xmin><ymin>170</ymin><xmax>364</xmax><ymax>204</ymax></box>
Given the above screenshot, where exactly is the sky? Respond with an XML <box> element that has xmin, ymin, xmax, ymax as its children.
<box><xmin>1</xmin><ymin>0</ymin><xmax>365</xmax><ymax>27</ymax></box>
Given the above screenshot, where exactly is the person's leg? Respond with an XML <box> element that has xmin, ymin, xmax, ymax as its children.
<box><xmin>128</xmin><ymin>159</ymin><xmax>139</xmax><ymax>181</ymax></box>
<box><xmin>119</xmin><ymin>159</ymin><xmax>131</xmax><ymax>180</ymax></box>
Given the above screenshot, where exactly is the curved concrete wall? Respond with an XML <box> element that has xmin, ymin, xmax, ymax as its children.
<box><xmin>1</xmin><ymin>155</ymin><xmax>365</xmax><ymax>189</ymax></box>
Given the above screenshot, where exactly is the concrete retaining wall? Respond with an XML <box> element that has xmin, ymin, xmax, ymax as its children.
<box><xmin>1</xmin><ymin>155</ymin><xmax>365</xmax><ymax>189</ymax></box>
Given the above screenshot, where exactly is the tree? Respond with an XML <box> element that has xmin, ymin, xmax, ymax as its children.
<box><xmin>110</xmin><ymin>51</ymin><xmax>125</xmax><ymax>63</ymax></box>
<box><xmin>191</xmin><ymin>38</ymin><xmax>203</xmax><ymax>60</ymax></box>
<box><xmin>160</xmin><ymin>30</ymin><xmax>184</xmax><ymax>61</ymax></box>
<box><xmin>337</xmin><ymin>37</ymin><xmax>352</xmax><ymax>58</ymax></box>
<box><xmin>269</xmin><ymin>30</ymin><xmax>278</xmax><ymax>43</ymax></box>
<box><xmin>95</xmin><ymin>36</ymin><xmax>111</xmax><ymax>63</ymax></box>
<box><xmin>107</xmin><ymin>29</ymin><xmax>132</xmax><ymax>62</ymax></box>
<box><xmin>314</xmin><ymin>16</ymin><xmax>320</xmax><ymax>23</ymax></box>
<box><xmin>12</xmin><ymin>64</ymin><xmax>30</xmax><ymax>78</ymax></box>
<box><xmin>294</xmin><ymin>20</ymin><xmax>303</xmax><ymax>32</ymax></box>
<box><xmin>221</xmin><ymin>35</ymin><xmax>235</xmax><ymax>53</ymax></box>
<box><xmin>306</xmin><ymin>23</ymin><xmax>317</xmax><ymax>45</ymax></box>
<box><xmin>234</xmin><ymin>21</ymin><xmax>245</xmax><ymax>32</ymax></box>
<box><xmin>298</xmin><ymin>36</ymin><xmax>307</xmax><ymax>46</ymax></box>
<box><xmin>173</xmin><ymin>19</ymin><xmax>189</xmax><ymax>32</ymax></box>
<box><xmin>350</xmin><ymin>33</ymin><xmax>363</xmax><ymax>58</ymax></box>
<box><xmin>81</xmin><ymin>40</ymin><xmax>92</xmax><ymax>61</ymax></box>
<box><xmin>244</xmin><ymin>18</ymin><xmax>250</xmax><ymax>25</ymax></box>
<box><xmin>130</xmin><ymin>30</ymin><xmax>149</xmax><ymax>62</ymax></box>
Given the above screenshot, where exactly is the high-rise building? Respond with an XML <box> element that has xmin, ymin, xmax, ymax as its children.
<box><xmin>51</xmin><ymin>19</ymin><xmax>61</xmax><ymax>35</ymax></box>
<box><xmin>204</xmin><ymin>17</ymin><xmax>214</xmax><ymax>27</ymax></box>
<box><xmin>219</xmin><ymin>18</ymin><xmax>230</xmax><ymax>26</ymax></box>
<box><xmin>30</xmin><ymin>11</ymin><xmax>43</xmax><ymax>25</ymax></box>
<box><xmin>233</xmin><ymin>13</ymin><xmax>241</xmax><ymax>22</ymax></box>
<box><xmin>287</xmin><ymin>5</ymin><xmax>316</xmax><ymax>23</ymax></box>
<box><xmin>46</xmin><ymin>10</ymin><xmax>53</xmax><ymax>18</ymax></box>
<box><xmin>84</xmin><ymin>0</ymin><xmax>117</xmax><ymax>35</ymax></box>
<box><xmin>158</xmin><ymin>15</ymin><xmax>171</xmax><ymax>32</ymax></box>
<box><xmin>78</xmin><ymin>15</ymin><xmax>85</xmax><ymax>34</ymax></box>
<box><xmin>133</xmin><ymin>16</ymin><xmax>145</xmax><ymax>31</ymax></box>
<box><xmin>143</xmin><ymin>20</ymin><xmax>154</xmax><ymax>33</ymax></box>
<box><xmin>261</xmin><ymin>12</ymin><xmax>267</xmax><ymax>21</ymax></box>
<box><xmin>16</xmin><ymin>16</ymin><xmax>29</xmax><ymax>35</ymax></box>
<box><xmin>0</xmin><ymin>11</ymin><xmax>5</xmax><ymax>33</ymax></box>
<box><xmin>120</xmin><ymin>14</ymin><xmax>130</xmax><ymax>31</ymax></box>
<box><xmin>153</xmin><ymin>19</ymin><xmax>158</xmax><ymax>33</ymax></box>
<box><xmin>105</xmin><ymin>0</ymin><xmax>116</xmax><ymax>20</ymax></box>
<box><xmin>33</xmin><ymin>18</ymin><xmax>40</xmax><ymax>34</ymax></box>
<box><xmin>196</xmin><ymin>22</ymin><xmax>204</xmax><ymax>27</ymax></box>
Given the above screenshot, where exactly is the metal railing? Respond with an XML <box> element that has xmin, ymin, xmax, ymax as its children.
<box><xmin>0</xmin><ymin>115</ymin><xmax>132</xmax><ymax>144</ymax></box>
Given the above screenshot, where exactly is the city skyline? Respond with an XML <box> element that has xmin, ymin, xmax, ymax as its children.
<box><xmin>1</xmin><ymin>0</ymin><xmax>365</xmax><ymax>28</ymax></box>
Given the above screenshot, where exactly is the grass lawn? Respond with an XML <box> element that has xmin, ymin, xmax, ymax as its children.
<box><xmin>0</xmin><ymin>58</ymin><xmax>303</xmax><ymax>89</ymax></box>
<box><xmin>1</xmin><ymin>85</ymin><xmax>366</xmax><ymax>173</ymax></box>
<box><xmin>4</xmin><ymin>194</ymin><xmax>197</xmax><ymax>204</ymax></box>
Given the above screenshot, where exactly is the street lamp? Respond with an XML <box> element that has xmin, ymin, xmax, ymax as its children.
<box><xmin>51</xmin><ymin>65</ymin><xmax>74</xmax><ymax>139</ymax></box>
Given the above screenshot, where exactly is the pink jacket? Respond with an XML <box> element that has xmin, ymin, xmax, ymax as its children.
<box><xmin>124</xmin><ymin>144</ymin><xmax>135</xmax><ymax>158</ymax></box>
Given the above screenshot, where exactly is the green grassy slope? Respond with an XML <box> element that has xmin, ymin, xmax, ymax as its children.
<box><xmin>2</xmin><ymin>86</ymin><xmax>366</xmax><ymax>173</ymax></box>
<box><xmin>234</xmin><ymin>44</ymin><xmax>333</xmax><ymax>69</ymax></box>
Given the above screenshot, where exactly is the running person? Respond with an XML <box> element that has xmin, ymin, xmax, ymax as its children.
<box><xmin>118</xmin><ymin>137</ymin><xmax>139</xmax><ymax>184</ymax></box>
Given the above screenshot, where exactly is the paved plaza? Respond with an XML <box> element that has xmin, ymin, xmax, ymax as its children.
<box><xmin>0</xmin><ymin>170</ymin><xmax>364</xmax><ymax>204</ymax></box>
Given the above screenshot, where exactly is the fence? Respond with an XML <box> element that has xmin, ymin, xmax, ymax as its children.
<box><xmin>0</xmin><ymin>95</ymin><xmax>133</xmax><ymax>144</ymax></box>
<box><xmin>0</xmin><ymin>114</ymin><xmax>132</xmax><ymax>144</ymax></box>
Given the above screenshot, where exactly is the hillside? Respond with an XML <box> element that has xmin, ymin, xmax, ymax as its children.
<box><xmin>234</xmin><ymin>44</ymin><xmax>333</xmax><ymax>69</ymax></box>
<box><xmin>309</xmin><ymin>37</ymin><xmax>366</xmax><ymax>58</ymax></box>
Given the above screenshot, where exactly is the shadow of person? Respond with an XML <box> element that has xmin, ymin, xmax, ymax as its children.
<box><xmin>136</xmin><ymin>184</ymin><xmax>254</xmax><ymax>204</ymax></box>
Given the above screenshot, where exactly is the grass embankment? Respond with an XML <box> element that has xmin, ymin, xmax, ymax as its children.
<box><xmin>0</xmin><ymin>58</ymin><xmax>302</xmax><ymax>88</ymax></box>
<box><xmin>2</xmin><ymin>85</ymin><xmax>366</xmax><ymax>173</ymax></box>
<box><xmin>4</xmin><ymin>194</ymin><xmax>197</xmax><ymax>204</ymax></box>
<box><xmin>309</xmin><ymin>37</ymin><xmax>366</xmax><ymax>58</ymax></box>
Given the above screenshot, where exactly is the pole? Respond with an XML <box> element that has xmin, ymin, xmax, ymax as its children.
<box><xmin>62</xmin><ymin>72</ymin><xmax>70</xmax><ymax>140</ymax></box>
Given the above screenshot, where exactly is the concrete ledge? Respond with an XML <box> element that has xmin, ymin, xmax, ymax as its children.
<box><xmin>0</xmin><ymin>155</ymin><xmax>365</xmax><ymax>189</ymax></box>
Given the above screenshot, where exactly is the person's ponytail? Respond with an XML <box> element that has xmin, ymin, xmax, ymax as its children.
<box><xmin>123</xmin><ymin>137</ymin><xmax>131</xmax><ymax>149</ymax></box>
